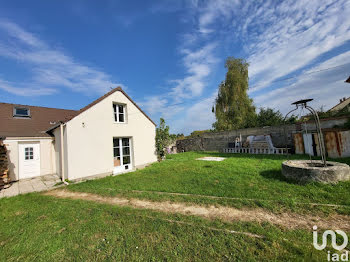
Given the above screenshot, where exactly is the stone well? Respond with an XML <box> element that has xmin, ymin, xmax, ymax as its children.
<box><xmin>281</xmin><ymin>160</ymin><xmax>350</xmax><ymax>184</ymax></box>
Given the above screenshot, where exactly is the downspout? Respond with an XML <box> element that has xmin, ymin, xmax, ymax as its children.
<box><xmin>60</xmin><ymin>123</ymin><xmax>69</xmax><ymax>185</ymax></box>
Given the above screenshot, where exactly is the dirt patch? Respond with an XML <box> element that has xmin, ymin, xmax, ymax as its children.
<box><xmin>44</xmin><ymin>189</ymin><xmax>350</xmax><ymax>231</ymax></box>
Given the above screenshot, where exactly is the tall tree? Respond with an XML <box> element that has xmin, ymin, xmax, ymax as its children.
<box><xmin>212</xmin><ymin>57</ymin><xmax>256</xmax><ymax>130</ymax></box>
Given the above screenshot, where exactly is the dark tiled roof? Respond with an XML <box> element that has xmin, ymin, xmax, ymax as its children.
<box><xmin>0</xmin><ymin>103</ymin><xmax>78</xmax><ymax>137</ymax></box>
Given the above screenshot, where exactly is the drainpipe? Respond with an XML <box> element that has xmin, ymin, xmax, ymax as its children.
<box><xmin>60</xmin><ymin>123</ymin><xmax>69</xmax><ymax>185</ymax></box>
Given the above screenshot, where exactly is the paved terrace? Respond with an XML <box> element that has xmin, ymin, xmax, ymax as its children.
<box><xmin>0</xmin><ymin>174</ymin><xmax>61</xmax><ymax>198</ymax></box>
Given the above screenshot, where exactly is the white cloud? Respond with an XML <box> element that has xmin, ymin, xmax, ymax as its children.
<box><xmin>0</xmin><ymin>20</ymin><xmax>123</xmax><ymax>96</ymax></box>
<box><xmin>0</xmin><ymin>20</ymin><xmax>45</xmax><ymax>48</ymax></box>
<box><xmin>170</xmin><ymin>42</ymin><xmax>218</xmax><ymax>99</ymax></box>
<box><xmin>0</xmin><ymin>79</ymin><xmax>57</xmax><ymax>96</ymax></box>
<box><xmin>186</xmin><ymin>0</ymin><xmax>350</xmax><ymax>95</ymax></box>
<box><xmin>253</xmin><ymin>51</ymin><xmax>350</xmax><ymax>114</ymax></box>
<box><xmin>245</xmin><ymin>0</ymin><xmax>350</xmax><ymax>93</ymax></box>
<box><xmin>170</xmin><ymin>93</ymin><xmax>216</xmax><ymax>134</ymax></box>
<box><xmin>139</xmin><ymin>96</ymin><xmax>168</xmax><ymax>116</ymax></box>
<box><xmin>169</xmin><ymin>0</ymin><xmax>350</xmax><ymax>134</ymax></box>
<box><xmin>140</xmin><ymin>42</ymin><xmax>218</xmax><ymax>123</ymax></box>
<box><xmin>197</xmin><ymin>0</ymin><xmax>240</xmax><ymax>35</ymax></box>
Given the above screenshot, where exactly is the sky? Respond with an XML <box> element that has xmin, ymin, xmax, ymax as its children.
<box><xmin>0</xmin><ymin>0</ymin><xmax>349</xmax><ymax>135</ymax></box>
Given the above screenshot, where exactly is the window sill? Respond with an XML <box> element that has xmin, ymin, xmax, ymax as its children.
<box><xmin>13</xmin><ymin>116</ymin><xmax>32</xmax><ymax>119</ymax></box>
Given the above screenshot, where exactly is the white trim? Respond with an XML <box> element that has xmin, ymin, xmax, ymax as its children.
<box><xmin>60</xmin><ymin>123</ymin><xmax>66</xmax><ymax>182</ymax></box>
<box><xmin>113</xmin><ymin>103</ymin><xmax>127</xmax><ymax>123</ymax></box>
<box><xmin>18</xmin><ymin>142</ymin><xmax>41</xmax><ymax>179</ymax></box>
<box><xmin>4</xmin><ymin>137</ymin><xmax>53</xmax><ymax>142</ymax></box>
<box><xmin>113</xmin><ymin>137</ymin><xmax>133</xmax><ymax>174</ymax></box>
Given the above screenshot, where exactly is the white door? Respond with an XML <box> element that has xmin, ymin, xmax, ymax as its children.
<box><xmin>19</xmin><ymin>143</ymin><xmax>41</xmax><ymax>179</ymax></box>
<box><xmin>113</xmin><ymin>137</ymin><xmax>132</xmax><ymax>174</ymax></box>
<box><xmin>303</xmin><ymin>134</ymin><xmax>314</xmax><ymax>156</ymax></box>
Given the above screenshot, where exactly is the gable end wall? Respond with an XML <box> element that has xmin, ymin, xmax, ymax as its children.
<box><xmin>64</xmin><ymin>90</ymin><xmax>156</xmax><ymax>180</ymax></box>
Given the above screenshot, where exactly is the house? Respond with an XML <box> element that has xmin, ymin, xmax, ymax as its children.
<box><xmin>328</xmin><ymin>97</ymin><xmax>350</xmax><ymax>112</ymax></box>
<box><xmin>0</xmin><ymin>87</ymin><xmax>157</xmax><ymax>182</ymax></box>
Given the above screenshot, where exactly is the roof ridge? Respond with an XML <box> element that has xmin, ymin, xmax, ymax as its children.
<box><xmin>66</xmin><ymin>86</ymin><xmax>156</xmax><ymax>125</ymax></box>
<box><xmin>328</xmin><ymin>97</ymin><xmax>350</xmax><ymax>111</ymax></box>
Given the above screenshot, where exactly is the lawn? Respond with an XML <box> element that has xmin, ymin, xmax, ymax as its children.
<box><xmin>68</xmin><ymin>152</ymin><xmax>350</xmax><ymax>215</ymax></box>
<box><xmin>0</xmin><ymin>193</ymin><xmax>329</xmax><ymax>261</ymax></box>
<box><xmin>1</xmin><ymin>152</ymin><xmax>349</xmax><ymax>261</ymax></box>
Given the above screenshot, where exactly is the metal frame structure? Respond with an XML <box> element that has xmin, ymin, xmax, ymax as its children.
<box><xmin>284</xmin><ymin>99</ymin><xmax>327</xmax><ymax>166</ymax></box>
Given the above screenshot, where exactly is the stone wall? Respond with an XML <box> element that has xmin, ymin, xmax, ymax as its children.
<box><xmin>176</xmin><ymin>124</ymin><xmax>296</xmax><ymax>152</ymax></box>
<box><xmin>176</xmin><ymin>117</ymin><xmax>350</xmax><ymax>153</ymax></box>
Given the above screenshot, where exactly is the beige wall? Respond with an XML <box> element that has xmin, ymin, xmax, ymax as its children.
<box><xmin>63</xmin><ymin>90</ymin><xmax>157</xmax><ymax>180</ymax></box>
<box><xmin>3</xmin><ymin>137</ymin><xmax>56</xmax><ymax>181</ymax></box>
<box><xmin>53</xmin><ymin>127</ymin><xmax>68</xmax><ymax>180</ymax></box>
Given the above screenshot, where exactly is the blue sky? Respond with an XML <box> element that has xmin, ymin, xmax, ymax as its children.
<box><xmin>0</xmin><ymin>0</ymin><xmax>349</xmax><ymax>134</ymax></box>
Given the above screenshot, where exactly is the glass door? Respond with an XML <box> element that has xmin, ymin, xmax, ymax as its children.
<box><xmin>113</xmin><ymin>137</ymin><xmax>132</xmax><ymax>173</ymax></box>
<box><xmin>113</xmin><ymin>138</ymin><xmax>121</xmax><ymax>167</ymax></box>
<box><xmin>121</xmin><ymin>138</ymin><xmax>131</xmax><ymax>168</ymax></box>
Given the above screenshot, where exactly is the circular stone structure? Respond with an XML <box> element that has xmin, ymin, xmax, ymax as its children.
<box><xmin>282</xmin><ymin>160</ymin><xmax>350</xmax><ymax>184</ymax></box>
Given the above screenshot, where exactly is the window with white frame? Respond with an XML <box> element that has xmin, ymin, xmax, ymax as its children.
<box><xmin>113</xmin><ymin>104</ymin><xmax>126</xmax><ymax>123</ymax></box>
<box><xmin>13</xmin><ymin>107</ymin><xmax>30</xmax><ymax>118</ymax></box>
<box><xmin>24</xmin><ymin>147</ymin><xmax>34</xmax><ymax>160</ymax></box>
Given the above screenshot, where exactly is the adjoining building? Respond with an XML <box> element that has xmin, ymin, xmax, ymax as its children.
<box><xmin>0</xmin><ymin>87</ymin><xmax>157</xmax><ymax>181</ymax></box>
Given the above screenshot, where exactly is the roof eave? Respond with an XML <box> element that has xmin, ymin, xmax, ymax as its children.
<box><xmin>45</xmin><ymin>87</ymin><xmax>156</xmax><ymax>137</ymax></box>
<box><xmin>67</xmin><ymin>86</ymin><xmax>156</xmax><ymax>126</ymax></box>
<box><xmin>45</xmin><ymin>121</ymin><xmax>65</xmax><ymax>136</ymax></box>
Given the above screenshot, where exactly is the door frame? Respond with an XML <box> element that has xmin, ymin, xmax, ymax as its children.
<box><xmin>113</xmin><ymin>137</ymin><xmax>133</xmax><ymax>174</ymax></box>
<box><xmin>18</xmin><ymin>142</ymin><xmax>41</xmax><ymax>179</ymax></box>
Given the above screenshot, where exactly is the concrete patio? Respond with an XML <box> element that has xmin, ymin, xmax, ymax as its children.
<box><xmin>0</xmin><ymin>174</ymin><xmax>62</xmax><ymax>198</ymax></box>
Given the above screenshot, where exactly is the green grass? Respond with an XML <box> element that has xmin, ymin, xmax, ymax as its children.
<box><xmin>68</xmin><ymin>152</ymin><xmax>350</xmax><ymax>214</ymax></box>
<box><xmin>1</xmin><ymin>152</ymin><xmax>350</xmax><ymax>260</ymax></box>
<box><xmin>0</xmin><ymin>193</ymin><xmax>330</xmax><ymax>261</ymax></box>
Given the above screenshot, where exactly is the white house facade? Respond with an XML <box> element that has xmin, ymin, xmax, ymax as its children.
<box><xmin>0</xmin><ymin>87</ymin><xmax>157</xmax><ymax>181</ymax></box>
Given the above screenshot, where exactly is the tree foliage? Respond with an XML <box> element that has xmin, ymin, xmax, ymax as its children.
<box><xmin>256</xmin><ymin>107</ymin><xmax>297</xmax><ymax>127</ymax></box>
<box><xmin>299</xmin><ymin>104</ymin><xmax>350</xmax><ymax>123</ymax></box>
<box><xmin>175</xmin><ymin>133</ymin><xmax>185</xmax><ymax>140</ymax></box>
<box><xmin>256</xmin><ymin>108</ymin><xmax>279</xmax><ymax>127</ymax></box>
<box><xmin>212</xmin><ymin>57</ymin><xmax>256</xmax><ymax>131</ymax></box>
<box><xmin>155</xmin><ymin>118</ymin><xmax>172</xmax><ymax>161</ymax></box>
<box><xmin>316</xmin><ymin>104</ymin><xmax>350</xmax><ymax>119</ymax></box>
<box><xmin>189</xmin><ymin>130</ymin><xmax>212</xmax><ymax>138</ymax></box>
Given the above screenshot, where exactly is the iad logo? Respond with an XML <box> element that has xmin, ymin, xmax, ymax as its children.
<box><xmin>313</xmin><ymin>225</ymin><xmax>349</xmax><ymax>261</ymax></box>
<box><xmin>313</xmin><ymin>226</ymin><xmax>348</xmax><ymax>251</ymax></box>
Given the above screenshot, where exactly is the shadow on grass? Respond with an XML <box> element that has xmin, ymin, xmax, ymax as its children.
<box><xmin>259</xmin><ymin>169</ymin><xmax>309</xmax><ymax>185</ymax></box>
<box><xmin>259</xmin><ymin>169</ymin><xmax>289</xmax><ymax>182</ymax></box>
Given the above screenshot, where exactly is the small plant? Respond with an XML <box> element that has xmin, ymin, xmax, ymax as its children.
<box><xmin>155</xmin><ymin>118</ymin><xmax>173</xmax><ymax>161</ymax></box>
